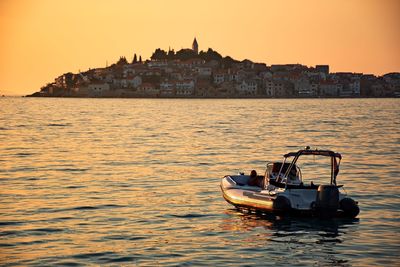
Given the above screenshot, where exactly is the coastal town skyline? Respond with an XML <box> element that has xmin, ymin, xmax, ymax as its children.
<box><xmin>1</xmin><ymin>0</ymin><xmax>399</xmax><ymax>95</ymax></box>
<box><xmin>29</xmin><ymin>38</ymin><xmax>400</xmax><ymax>98</ymax></box>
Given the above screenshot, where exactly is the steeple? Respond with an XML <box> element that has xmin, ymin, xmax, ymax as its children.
<box><xmin>192</xmin><ymin>37</ymin><xmax>198</xmax><ymax>54</ymax></box>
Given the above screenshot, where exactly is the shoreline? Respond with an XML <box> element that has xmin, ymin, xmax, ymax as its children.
<box><xmin>22</xmin><ymin>95</ymin><xmax>399</xmax><ymax>99</ymax></box>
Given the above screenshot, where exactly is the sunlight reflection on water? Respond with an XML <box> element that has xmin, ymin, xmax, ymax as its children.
<box><xmin>0</xmin><ymin>98</ymin><xmax>399</xmax><ymax>266</ymax></box>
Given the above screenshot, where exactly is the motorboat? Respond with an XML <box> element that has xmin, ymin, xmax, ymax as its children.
<box><xmin>220</xmin><ymin>147</ymin><xmax>360</xmax><ymax>218</ymax></box>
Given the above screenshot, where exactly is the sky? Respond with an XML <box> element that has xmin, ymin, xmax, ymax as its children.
<box><xmin>0</xmin><ymin>0</ymin><xmax>399</xmax><ymax>95</ymax></box>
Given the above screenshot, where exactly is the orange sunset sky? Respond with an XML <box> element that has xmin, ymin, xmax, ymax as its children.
<box><xmin>0</xmin><ymin>0</ymin><xmax>399</xmax><ymax>95</ymax></box>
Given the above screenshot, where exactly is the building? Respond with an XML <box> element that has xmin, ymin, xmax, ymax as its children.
<box><xmin>195</xmin><ymin>80</ymin><xmax>212</xmax><ymax>97</ymax></box>
<box><xmin>192</xmin><ymin>37</ymin><xmax>198</xmax><ymax>54</ymax></box>
<box><xmin>139</xmin><ymin>83</ymin><xmax>159</xmax><ymax>96</ymax></box>
<box><xmin>88</xmin><ymin>82</ymin><xmax>110</xmax><ymax>96</ymax></box>
<box><xmin>195</xmin><ymin>66</ymin><xmax>212</xmax><ymax>77</ymax></box>
<box><xmin>316</xmin><ymin>65</ymin><xmax>330</xmax><ymax>75</ymax></box>
<box><xmin>265</xmin><ymin>80</ymin><xmax>293</xmax><ymax>97</ymax></box>
<box><xmin>271</xmin><ymin>64</ymin><xmax>303</xmax><ymax>73</ymax></box>
<box><xmin>319</xmin><ymin>80</ymin><xmax>341</xmax><ymax>96</ymax></box>
<box><xmin>176</xmin><ymin>80</ymin><xmax>195</xmax><ymax>96</ymax></box>
<box><xmin>339</xmin><ymin>79</ymin><xmax>360</xmax><ymax>97</ymax></box>
<box><xmin>160</xmin><ymin>80</ymin><xmax>175</xmax><ymax>96</ymax></box>
<box><xmin>226</xmin><ymin>69</ymin><xmax>240</xmax><ymax>82</ymax></box>
<box><xmin>294</xmin><ymin>77</ymin><xmax>311</xmax><ymax>97</ymax></box>
<box><xmin>236</xmin><ymin>80</ymin><xmax>257</xmax><ymax>95</ymax></box>
<box><xmin>126</xmin><ymin>75</ymin><xmax>142</xmax><ymax>88</ymax></box>
<box><xmin>219</xmin><ymin>81</ymin><xmax>236</xmax><ymax>96</ymax></box>
<box><xmin>213</xmin><ymin>70</ymin><xmax>226</xmax><ymax>84</ymax></box>
<box><xmin>180</xmin><ymin>58</ymin><xmax>204</xmax><ymax>68</ymax></box>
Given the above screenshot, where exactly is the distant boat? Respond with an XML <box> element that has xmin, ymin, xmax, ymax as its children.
<box><xmin>221</xmin><ymin>147</ymin><xmax>360</xmax><ymax>218</ymax></box>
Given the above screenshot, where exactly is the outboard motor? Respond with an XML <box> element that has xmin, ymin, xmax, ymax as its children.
<box><xmin>315</xmin><ymin>185</ymin><xmax>339</xmax><ymax>218</ymax></box>
<box><xmin>339</xmin><ymin>198</ymin><xmax>360</xmax><ymax>218</ymax></box>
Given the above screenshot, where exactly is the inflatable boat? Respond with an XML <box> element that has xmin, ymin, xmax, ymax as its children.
<box><xmin>221</xmin><ymin>147</ymin><xmax>360</xmax><ymax>218</ymax></box>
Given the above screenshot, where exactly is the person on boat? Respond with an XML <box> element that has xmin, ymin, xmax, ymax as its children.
<box><xmin>248</xmin><ymin>170</ymin><xmax>263</xmax><ymax>187</ymax></box>
<box><xmin>282</xmin><ymin>167</ymin><xmax>301</xmax><ymax>184</ymax></box>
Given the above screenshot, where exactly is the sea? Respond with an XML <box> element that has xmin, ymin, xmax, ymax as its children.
<box><xmin>0</xmin><ymin>97</ymin><xmax>399</xmax><ymax>266</ymax></box>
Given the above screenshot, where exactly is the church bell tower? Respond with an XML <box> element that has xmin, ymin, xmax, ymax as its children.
<box><xmin>192</xmin><ymin>37</ymin><xmax>198</xmax><ymax>54</ymax></box>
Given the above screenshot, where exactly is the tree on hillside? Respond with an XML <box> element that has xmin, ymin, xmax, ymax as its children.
<box><xmin>117</xmin><ymin>56</ymin><xmax>128</xmax><ymax>65</ymax></box>
<box><xmin>167</xmin><ymin>49</ymin><xmax>175</xmax><ymax>60</ymax></box>
<box><xmin>151</xmin><ymin>48</ymin><xmax>168</xmax><ymax>60</ymax></box>
<box><xmin>221</xmin><ymin>56</ymin><xmax>238</xmax><ymax>69</ymax></box>
<box><xmin>132</xmin><ymin>54</ymin><xmax>138</xmax><ymax>64</ymax></box>
<box><xmin>199</xmin><ymin>48</ymin><xmax>223</xmax><ymax>62</ymax></box>
<box><xmin>175</xmin><ymin>48</ymin><xmax>198</xmax><ymax>60</ymax></box>
<box><xmin>139</xmin><ymin>55</ymin><xmax>142</xmax><ymax>63</ymax></box>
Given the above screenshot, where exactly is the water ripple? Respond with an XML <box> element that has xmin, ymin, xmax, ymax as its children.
<box><xmin>0</xmin><ymin>98</ymin><xmax>399</xmax><ymax>266</ymax></box>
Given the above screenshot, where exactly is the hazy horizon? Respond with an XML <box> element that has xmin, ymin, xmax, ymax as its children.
<box><xmin>1</xmin><ymin>0</ymin><xmax>399</xmax><ymax>95</ymax></box>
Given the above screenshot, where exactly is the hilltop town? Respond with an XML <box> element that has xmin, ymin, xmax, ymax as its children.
<box><xmin>29</xmin><ymin>38</ymin><xmax>400</xmax><ymax>98</ymax></box>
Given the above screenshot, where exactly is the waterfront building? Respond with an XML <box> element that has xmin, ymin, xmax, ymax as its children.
<box><xmin>265</xmin><ymin>79</ymin><xmax>293</xmax><ymax>97</ymax></box>
<box><xmin>339</xmin><ymin>79</ymin><xmax>360</xmax><ymax>97</ymax></box>
<box><xmin>295</xmin><ymin>78</ymin><xmax>314</xmax><ymax>97</ymax></box>
<box><xmin>236</xmin><ymin>80</ymin><xmax>257</xmax><ymax>95</ymax></box>
<box><xmin>139</xmin><ymin>83</ymin><xmax>158</xmax><ymax>96</ymax></box>
<box><xmin>319</xmin><ymin>80</ymin><xmax>342</xmax><ymax>96</ymax></box>
<box><xmin>88</xmin><ymin>82</ymin><xmax>110</xmax><ymax>96</ymax></box>
<box><xmin>74</xmin><ymin>86</ymin><xmax>89</xmax><ymax>97</ymax></box>
<box><xmin>383</xmin><ymin>73</ymin><xmax>400</xmax><ymax>94</ymax></box>
<box><xmin>176</xmin><ymin>80</ymin><xmax>195</xmax><ymax>96</ymax></box>
<box><xmin>220</xmin><ymin>81</ymin><xmax>236</xmax><ymax>95</ymax></box>
<box><xmin>310</xmin><ymin>82</ymin><xmax>319</xmax><ymax>96</ymax></box>
<box><xmin>160</xmin><ymin>80</ymin><xmax>175</xmax><ymax>96</ymax></box>
<box><xmin>195</xmin><ymin>80</ymin><xmax>212</xmax><ymax>97</ymax></box>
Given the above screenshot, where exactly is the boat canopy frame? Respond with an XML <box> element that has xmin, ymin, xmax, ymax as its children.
<box><xmin>277</xmin><ymin>148</ymin><xmax>342</xmax><ymax>186</ymax></box>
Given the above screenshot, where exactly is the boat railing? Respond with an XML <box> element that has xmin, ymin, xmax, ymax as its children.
<box><xmin>265</xmin><ymin>162</ymin><xmax>302</xmax><ymax>188</ymax></box>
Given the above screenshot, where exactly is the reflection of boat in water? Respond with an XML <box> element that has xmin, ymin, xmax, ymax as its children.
<box><xmin>220</xmin><ymin>209</ymin><xmax>360</xmax><ymax>266</ymax></box>
<box><xmin>221</xmin><ymin>147</ymin><xmax>360</xmax><ymax>218</ymax></box>
<box><xmin>223</xmin><ymin>208</ymin><xmax>359</xmax><ymax>231</ymax></box>
<box><xmin>222</xmin><ymin>208</ymin><xmax>359</xmax><ymax>244</ymax></box>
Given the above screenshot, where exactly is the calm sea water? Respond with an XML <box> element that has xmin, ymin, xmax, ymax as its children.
<box><xmin>0</xmin><ymin>97</ymin><xmax>399</xmax><ymax>266</ymax></box>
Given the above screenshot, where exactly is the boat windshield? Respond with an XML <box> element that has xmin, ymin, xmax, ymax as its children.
<box><xmin>294</xmin><ymin>156</ymin><xmax>333</xmax><ymax>185</ymax></box>
<box><xmin>282</xmin><ymin>149</ymin><xmax>341</xmax><ymax>185</ymax></box>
